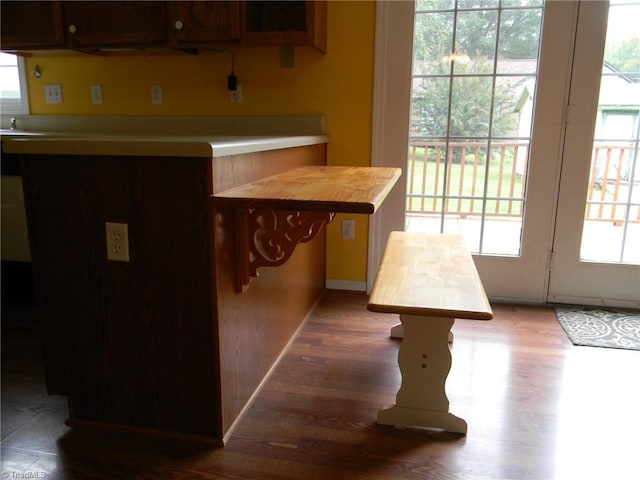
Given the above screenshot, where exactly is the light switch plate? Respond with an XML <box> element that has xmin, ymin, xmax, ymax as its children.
<box><xmin>45</xmin><ymin>84</ymin><xmax>63</xmax><ymax>104</ymax></box>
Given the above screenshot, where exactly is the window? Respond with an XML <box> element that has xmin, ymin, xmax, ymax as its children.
<box><xmin>406</xmin><ymin>0</ymin><xmax>544</xmax><ymax>256</ymax></box>
<box><xmin>580</xmin><ymin>0</ymin><xmax>640</xmax><ymax>263</ymax></box>
<box><xmin>0</xmin><ymin>52</ymin><xmax>30</xmax><ymax>115</ymax></box>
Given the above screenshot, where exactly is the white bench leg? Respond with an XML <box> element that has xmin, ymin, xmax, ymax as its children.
<box><xmin>390</xmin><ymin>322</ymin><xmax>454</xmax><ymax>343</ymax></box>
<box><xmin>390</xmin><ymin>322</ymin><xmax>404</xmax><ymax>338</ymax></box>
<box><xmin>378</xmin><ymin>314</ymin><xmax>466</xmax><ymax>434</ymax></box>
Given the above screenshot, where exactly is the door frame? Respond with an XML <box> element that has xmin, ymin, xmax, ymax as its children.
<box><xmin>367</xmin><ymin>0</ymin><xmax>414</xmax><ymax>294</ymax></box>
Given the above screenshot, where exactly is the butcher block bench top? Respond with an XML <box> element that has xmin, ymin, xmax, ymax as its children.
<box><xmin>368</xmin><ymin>231</ymin><xmax>493</xmax><ymax>320</ymax></box>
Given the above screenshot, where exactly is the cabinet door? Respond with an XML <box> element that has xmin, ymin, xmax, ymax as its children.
<box><xmin>0</xmin><ymin>1</ymin><xmax>65</xmax><ymax>50</ymax></box>
<box><xmin>241</xmin><ymin>0</ymin><xmax>326</xmax><ymax>52</ymax></box>
<box><xmin>168</xmin><ymin>1</ymin><xmax>240</xmax><ymax>46</ymax></box>
<box><xmin>63</xmin><ymin>1</ymin><xmax>167</xmax><ymax>49</ymax></box>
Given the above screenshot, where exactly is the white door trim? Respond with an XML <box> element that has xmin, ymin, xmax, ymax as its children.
<box><xmin>368</xmin><ymin>0</ymin><xmax>414</xmax><ymax>294</ymax></box>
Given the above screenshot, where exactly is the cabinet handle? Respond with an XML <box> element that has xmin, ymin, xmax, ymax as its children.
<box><xmin>174</xmin><ymin>21</ymin><xmax>184</xmax><ymax>30</ymax></box>
<box><xmin>68</xmin><ymin>24</ymin><xmax>77</xmax><ymax>34</ymax></box>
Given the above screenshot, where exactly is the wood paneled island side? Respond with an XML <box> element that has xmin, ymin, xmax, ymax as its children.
<box><xmin>15</xmin><ymin>139</ymin><xmax>328</xmax><ymax>444</ymax></box>
<box><xmin>10</xmin><ymin>129</ymin><xmax>401</xmax><ymax>445</ymax></box>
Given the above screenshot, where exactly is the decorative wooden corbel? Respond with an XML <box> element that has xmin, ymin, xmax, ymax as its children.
<box><xmin>214</xmin><ymin>166</ymin><xmax>402</xmax><ymax>293</ymax></box>
<box><xmin>235</xmin><ymin>208</ymin><xmax>335</xmax><ymax>292</ymax></box>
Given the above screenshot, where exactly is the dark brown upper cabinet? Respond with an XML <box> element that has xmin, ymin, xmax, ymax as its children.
<box><xmin>0</xmin><ymin>1</ymin><xmax>327</xmax><ymax>54</ymax></box>
<box><xmin>167</xmin><ymin>1</ymin><xmax>241</xmax><ymax>48</ymax></box>
<box><xmin>241</xmin><ymin>1</ymin><xmax>327</xmax><ymax>53</ymax></box>
<box><xmin>0</xmin><ymin>1</ymin><xmax>66</xmax><ymax>51</ymax></box>
<box><xmin>63</xmin><ymin>1</ymin><xmax>167</xmax><ymax>50</ymax></box>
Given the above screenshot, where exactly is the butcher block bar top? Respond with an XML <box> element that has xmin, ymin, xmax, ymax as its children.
<box><xmin>213</xmin><ymin>166</ymin><xmax>402</xmax><ymax>213</ymax></box>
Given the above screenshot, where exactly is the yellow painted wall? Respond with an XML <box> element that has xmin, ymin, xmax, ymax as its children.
<box><xmin>23</xmin><ymin>1</ymin><xmax>376</xmax><ymax>285</ymax></box>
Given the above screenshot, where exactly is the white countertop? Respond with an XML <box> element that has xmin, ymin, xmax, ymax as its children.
<box><xmin>1</xmin><ymin>133</ymin><xmax>329</xmax><ymax>158</ymax></box>
<box><xmin>0</xmin><ymin>115</ymin><xmax>329</xmax><ymax>157</ymax></box>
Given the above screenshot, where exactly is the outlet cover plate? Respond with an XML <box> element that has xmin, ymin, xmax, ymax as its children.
<box><xmin>151</xmin><ymin>84</ymin><xmax>163</xmax><ymax>105</ymax></box>
<box><xmin>342</xmin><ymin>219</ymin><xmax>355</xmax><ymax>240</ymax></box>
<box><xmin>106</xmin><ymin>222</ymin><xmax>130</xmax><ymax>262</ymax></box>
<box><xmin>91</xmin><ymin>85</ymin><xmax>103</xmax><ymax>105</ymax></box>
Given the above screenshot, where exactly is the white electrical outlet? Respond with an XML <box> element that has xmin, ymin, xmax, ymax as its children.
<box><xmin>342</xmin><ymin>219</ymin><xmax>355</xmax><ymax>240</ymax></box>
<box><xmin>151</xmin><ymin>84</ymin><xmax>163</xmax><ymax>104</ymax></box>
<box><xmin>106</xmin><ymin>222</ymin><xmax>130</xmax><ymax>262</ymax></box>
<box><xmin>91</xmin><ymin>85</ymin><xmax>103</xmax><ymax>104</ymax></box>
<box><xmin>45</xmin><ymin>84</ymin><xmax>63</xmax><ymax>104</ymax></box>
<box><xmin>230</xmin><ymin>84</ymin><xmax>242</xmax><ymax>104</ymax></box>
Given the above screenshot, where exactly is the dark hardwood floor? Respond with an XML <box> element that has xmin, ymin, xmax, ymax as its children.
<box><xmin>2</xmin><ymin>292</ymin><xmax>639</xmax><ymax>479</ymax></box>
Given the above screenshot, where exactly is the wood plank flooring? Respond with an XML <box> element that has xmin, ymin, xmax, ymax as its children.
<box><xmin>2</xmin><ymin>292</ymin><xmax>639</xmax><ymax>479</ymax></box>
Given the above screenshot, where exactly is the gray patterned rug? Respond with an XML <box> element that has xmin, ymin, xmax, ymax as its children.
<box><xmin>554</xmin><ymin>306</ymin><xmax>640</xmax><ymax>351</ymax></box>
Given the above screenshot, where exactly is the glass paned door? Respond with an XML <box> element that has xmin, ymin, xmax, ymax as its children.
<box><xmin>548</xmin><ymin>0</ymin><xmax>640</xmax><ymax>307</ymax></box>
<box><xmin>407</xmin><ymin>0</ymin><xmax>543</xmax><ymax>256</ymax></box>
<box><xmin>580</xmin><ymin>1</ymin><xmax>640</xmax><ymax>264</ymax></box>
<box><xmin>375</xmin><ymin>0</ymin><xmax>636</xmax><ymax>304</ymax></box>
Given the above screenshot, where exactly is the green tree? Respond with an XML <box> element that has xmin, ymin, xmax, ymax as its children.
<box><xmin>412</xmin><ymin>58</ymin><xmax>519</xmax><ymax>139</ymax></box>
<box><xmin>415</xmin><ymin>1</ymin><xmax>541</xmax><ymax>61</ymax></box>
<box><xmin>605</xmin><ymin>37</ymin><xmax>640</xmax><ymax>82</ymax></box>
<box><xmin>411</xmin><ymin>3</ymin><xmax>542</xmax><ymax>139</ymax></box>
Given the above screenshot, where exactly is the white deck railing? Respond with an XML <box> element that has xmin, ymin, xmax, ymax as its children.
<box><xmin>407</xmin><ymin>141</ymin><xmax>639</xmax><ymax>223</ymax></box>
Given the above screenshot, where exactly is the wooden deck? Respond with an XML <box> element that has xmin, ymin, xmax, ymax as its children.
<box><xmin>406</xmin><ymin>213</ymin><xmax>640</xmax><ymax>262</ymax></box>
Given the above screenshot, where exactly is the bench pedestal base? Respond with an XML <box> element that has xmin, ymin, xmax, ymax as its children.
<box><xmin>390</xmin><ymin>322</ymin><xmax>454</xmax><ymax>343</ymax></box>
<box><xmin>377</xmin><ymin>406</ymin><xmax>467</xmax><ymax>434</ymax></box>
<box><xmin>377</xmin><ymin>314</ymin><xmax>466</xmax><ymax>434</ymax></box>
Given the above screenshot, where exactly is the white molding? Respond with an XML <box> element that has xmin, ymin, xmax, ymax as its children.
<box><xmin>548</xmin><ymin>294</ymin><xmax>640</xmax><ymax>310</ymax></box>
<box><xmin>325</xmin><ymin>279</ymin><xmax>367</xmax><ymax>292</ymax></box>
<box><xmin>367</xmin><ymin>0</ymin><xmax>415</xmax><ymax>294</ymax></box>
<box><xmin>17</xmin><ymin>56</ymin><xmax>30</xmax><ymax>114</ymax></box>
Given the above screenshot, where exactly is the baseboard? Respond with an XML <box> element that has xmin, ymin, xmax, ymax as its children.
<box><xmin>548</xmin><ymin>294</ymin><xmax>640</xmax><ymax>310</ymax></box>
<box><xmin>325</xmin><ymin>279</ymin><xmax>367</xmax><ymax>292</ymax></box>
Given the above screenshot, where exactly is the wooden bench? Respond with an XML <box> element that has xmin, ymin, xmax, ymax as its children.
<box><xmin>368</xmin><ymin>231</ymin><xmax>493</xmax><ymax>434</ymax></box>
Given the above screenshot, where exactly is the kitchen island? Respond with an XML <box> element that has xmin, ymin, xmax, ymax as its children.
<box><xmin>2</xmin><ymin>123</ymin><xmax>400</xmax><ymax>444</ymax></box>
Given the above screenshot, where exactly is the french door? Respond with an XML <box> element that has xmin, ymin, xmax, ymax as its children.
<box><xmin>548</xmin><ymin>0</ymin><xmax>640</xmax><ymax>307</ymax></box>
<box><xmin>369</xmin><ymin>0</ymin><xmax>640</xmax><ymax>307</ymax></box>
